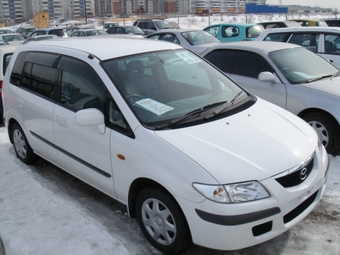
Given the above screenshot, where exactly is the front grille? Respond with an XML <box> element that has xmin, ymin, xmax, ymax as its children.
<box><xmin>276</xmin><ymin>156</ymin><xmax>314</xmax><ymax>188</ymax></box>
<box><xmin>283</xmin><ymin>190</ymin><xmax>318</xmax><ymax>224</ymax></box>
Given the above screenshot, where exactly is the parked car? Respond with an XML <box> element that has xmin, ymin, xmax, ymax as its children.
<box><xmin>103</xmin><ymin>22</ymin><xmax>119</xmax><ymax>30</ymax></box>
<box><xmin>106</xmin><ymin>25</ymin><xmax>147</xmax><ymax>37</ymax></box>
<box><xmin>0</xmin><ymin>40</ymin><xmax>9</xmax><ymax>45</ymax></box>
<box><xmin>256</xmin><ymin>20</ymin><xmax>301</xmax><ymax>29</ymax></box>
<box><xmin>0</xmin><ymin>45</ymin><xmax>18</xmax><ymax>123</ymax></box>
<box><xmin>133</xmin><ymin>18</ymin><xmax>174</xmax><ymax>34</ymax></box>
<box><xmin>146</xmin><ymin>29</ymin><xmax>221</xmax><ymax>54</ymax></box>
<box><xmin>0</xmin><ymin>29</ymin><xmax>13</xmax><ymax>35</ymax></box>
<box><xmin>65</xmin><ymin>25</ymin><xmax>95</xmax><ymax>36</ymax></box>
<box><xmin>29</xmin><ymin>28</ymin><xmax>67</xmax><ymax>38</ymax></box>
<box><xmin>256</xmin><ymin>26</ymin><xmax>340</xmax><ymax>68</ymax></box>
<box><xmin>203</xmin><ymin>23</ymin><xmax>264</xmax><ymax>42</ymax></box>
<box><xmin>201</xmin><ymin>41</ymin><xmax>340</xmax><ymax>154</ymax></box>
<box><xmin>0</xmin><ymin>33</ymin><xmax>25</xmax><ymax>45</ymax></box>
<box><xmin>69</xmin><ymin>29</ymin><xmax>108</xmax><ymax>37</ymax></box>
<box><xmin>23</xmin><ymin>34</ymin><xmax>59</xmax><ymax>44</ymax></box>
<box><xmin>16</xmin><ymin>26</ymin><xmax>37</xmax><ymax>38</ymax></box>
<box><xmin>288</xmin><ymin>19</ymin><xmax>328</xmax><ymax>27</ymax></box>
<box><xmin>2</xmin><ymin>37</ymin><xmax>329</xmax><ymax>254</ymax></box>
<box><xmin>323</xmin><ymin>19</ymin><xmax>340</xmax><ymax>27</ymax></box>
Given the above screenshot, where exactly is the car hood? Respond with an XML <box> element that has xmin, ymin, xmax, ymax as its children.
<box><xmin>192</xmin><ymin>42</ymin><xmax>222</xmax><ymax>55</ymax></box>
<box><xmin>155</xmin><ymin>99</ymin><xmax>317</xmax><ymax>184</ymax></box>
<box><xmin>299</xmin><ymin>75</ymin><xmax>340</xmax><ymax>97</ymax></box>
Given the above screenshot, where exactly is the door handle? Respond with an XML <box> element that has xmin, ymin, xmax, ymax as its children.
<box><xmin>17</xmin><ymin>98</ymin><xmax>23</xmax><ymax>107</ymax></box>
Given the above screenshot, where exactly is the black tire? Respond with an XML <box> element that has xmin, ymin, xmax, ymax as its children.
<box><xmin>136</xmin><ymin>187</ymin><xmax>192</xmax><ymax>255</ymax></box>
<box><xmin>11</xmin><ymin>123</ymin><xmax>39</xmax><ymax>164</ymax></box>
<box><xmin>303</xmin><ymin>112</ymin><xmax>340</xmax><ymax>155</ymax></box>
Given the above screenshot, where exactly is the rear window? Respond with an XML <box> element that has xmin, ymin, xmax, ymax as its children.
<box><xmin>49</xmin><ymin>29</ymin><xmax>66</xmax><ymax>37</ymax></box>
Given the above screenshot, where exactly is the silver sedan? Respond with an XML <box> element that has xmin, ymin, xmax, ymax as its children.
<box><xmin>146</xmin><ymin>29</ymin><xmax>221</xmax><ymax>54</ymax></box>
<box><xmin>201</xmin><ymin>41</ymin><xmax>340</xmax><ymax>155</ymax></box>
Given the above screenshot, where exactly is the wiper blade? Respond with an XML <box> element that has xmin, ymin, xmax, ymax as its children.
<box><xmin>156</xmin><ymin>101</ymin><xmax>227</xmax><ymax>129</ymax></box>
<box><xmin>204</xmin><ymin>91</ymin><xmax>245</xmax><ymax>119</ymax></box>
<box><xmin>305</xmin><ymin>74</ymin><xmax>334</xmax><ymax>83</ymax></box>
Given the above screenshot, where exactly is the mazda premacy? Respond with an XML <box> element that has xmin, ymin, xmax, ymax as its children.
<box><xmin>2</xmin><ymin>37</ymin><xmax>329</xmax><ymax>254</ymax></box>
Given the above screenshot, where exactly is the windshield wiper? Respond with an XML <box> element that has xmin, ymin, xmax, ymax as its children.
<box><xmin>155</xmin><ymin>101</ymin><xmax>227</xmax><ymax>129</ymax></box>
<box><xmin>204</xmin><ymin>91</ymin><xmax>245</xmax><ymax>119</ymax></box>
<box><xmin>305</xmin><ymin>74</ymin><xmax>334</xmax><ymax>83</ymax></box>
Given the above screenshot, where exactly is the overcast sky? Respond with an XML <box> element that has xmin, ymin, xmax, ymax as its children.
<box><xmin>266</xmin><ymin>0</ymin><xmax>340</xmax><ymax>11</ymax></box>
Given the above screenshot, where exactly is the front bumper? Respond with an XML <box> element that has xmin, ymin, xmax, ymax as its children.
<box><xmin>178</xmin><ymin>149</ymin><xmax>329</xmax><ymax>251</ymax></box>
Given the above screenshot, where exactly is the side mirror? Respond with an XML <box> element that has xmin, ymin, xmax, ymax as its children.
<box><xmin>75</xmin><ymin>108</ymin><xmax>105</xmax><ymax>134</ymax></box>
<box><xmin>258</xmin><ymin>71</ymin><xmax>277</xmax><ymax>82</ymax></box>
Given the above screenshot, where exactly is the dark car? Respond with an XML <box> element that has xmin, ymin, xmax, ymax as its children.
<box><xmin>133</xmin><ymin>19</ymin><xmax>174</xmax><ymax>34</ymax></box>
<box><xmin>324</xmin><ymin>19</ymin><xmax>340</xmax><ymax>27</ymax></box>
<box><xmin>106</xmin><ymin>26</ymin><xmax>147</xmax><ymax>37</ymax></box>
<box><xmin>16</xmin><ymin>26</ymin><xmax>37</xmax><ymax>38</ymax></box>
<box><xmin>30</xmin><ymin>28</ymin><xmax>67</xmax><ymax>38</ymax></box>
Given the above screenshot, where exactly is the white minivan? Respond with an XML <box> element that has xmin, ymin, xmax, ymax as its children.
<box><xmin>2</xmin><ymin>37</ymin><xmax>329</xmax><ymax>254</ymax></box>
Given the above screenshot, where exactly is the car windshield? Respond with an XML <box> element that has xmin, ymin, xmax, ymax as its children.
<box><xmin>181</xmin><ymin>31</ymin><xmax>220</xmax><ymax>45</ymax></box>
<box><xmin>2</xmin><ymin>34</ymin><xmax>24</xmax><ymax>42</ymax></box>
<box><xmin>269</xmin><ymin>47</ymin><xmax>339</xmax><ymax>84</ymax></box>
<box><xmin>125</xmin><ymin>26</ymin><xmax>145</xmax><ymax>34</ymax></box>
<box><xmin>154</xmin><ymin>20</ymin><xmax>173</xmax><ymax>29</ymax></box>
<box><xmin>85</xmin><ymin>30</ymin><xmax>107</xmax><ymax>36</ymax></box>
<box><xmin>246</xmin><ymin>25</ymin><xmax>264</xmax><ymax>38</ymax></box>
<box><xmin>102</xmin><ymin>49</ymin><xmax>249</xmax><ymax>128</ymax></box>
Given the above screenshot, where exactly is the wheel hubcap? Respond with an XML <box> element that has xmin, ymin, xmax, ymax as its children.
<box><xmin>308</xmin><ymin>120</ymin><xmax>329</xmax><ymax>147</ymax></box>
<box><xmin>141</xmin><ymin>198</ymin><xmax>176</xmax><ymax>245</ymax></box>
<box><xmin>13</xmin><ymin>129</ymin><xmax>27</xmax><ymax>159</ymax></box>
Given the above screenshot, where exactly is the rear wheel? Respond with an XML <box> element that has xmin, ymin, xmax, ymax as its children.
<box><xmin>303</xmin><ymin>112</ymin><xmax>339</xmax><ymax>155</ymax></box>
<box><xmin>136</xmin><ymin>187</ymin><xmax>192</xmax><ymax>255</ymax></box>
<box><xmin>11</xmin><ymin>123</ymin><xmax>39</xmax><ymax>164</ymax></box>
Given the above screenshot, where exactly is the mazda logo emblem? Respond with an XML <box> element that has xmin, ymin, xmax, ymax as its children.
<box><xmin>300</xmin><ymin>168</ymin><xmax>308</xmax><ymax>181</ymax></box>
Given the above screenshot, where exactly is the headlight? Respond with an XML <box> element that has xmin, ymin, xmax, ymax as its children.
<box><xmin>193</xmin><ymin>181</ymin><xmax>270</xmax><ymax>203</ymax></box>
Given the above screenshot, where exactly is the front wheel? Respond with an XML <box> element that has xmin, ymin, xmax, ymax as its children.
<box><xmin>303</xmin><ymin>112</ymin><xmax>339</xmax><ymax>155</ymax></box>
<box><xmin>136</xmin><ymin>187</ymin><xmax>192</xmax><ymax>255</ymax></box>
<box><xmin>11</xmin><ymin>123</ymin><xmax>39</xmax><ymax>164</ymax></box>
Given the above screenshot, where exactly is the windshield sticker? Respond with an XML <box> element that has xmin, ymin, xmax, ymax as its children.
<box><xmin>135</xmin><ymin>98</ymin><xmax>174</xmax><ymax>115</ymax></box>
<box><xmin>176</xmin><ymin>51</ymin><xmax>201</xmax><ymax>64</ymax></box>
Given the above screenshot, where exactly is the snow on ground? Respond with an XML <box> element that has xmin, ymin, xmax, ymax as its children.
<box><xmin>0</xmin><ymin>124</ymin><xmax>339</xmax><ymax>255</ymax></box>
<box><xmin>1</xmin><ymin>14</ymin><xmax>340</xmax><ymax>255</ymax></box>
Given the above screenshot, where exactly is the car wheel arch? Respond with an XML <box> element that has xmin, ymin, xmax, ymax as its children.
<box><xmin>127</xmin><ymin>178</ymin><xmax>187</xmax><ymax>221</ymax></box>
<box><xmin>298</xmin><ymin>108</ymin><xmax>340</xmax><ymax>155</ymax></box>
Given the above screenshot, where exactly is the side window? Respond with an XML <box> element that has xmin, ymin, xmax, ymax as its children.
<box><xmin>161</xmin><ymin>34</ymin><xmax>176</xmax><ymax>43</ymax></box>
<box><xmin>204</xmin><ymin>26</ymin><xmax>218</xmax><ymax>37</ymax></box>
<box><xmin>21</xmin><ymin>62</ymin><xmax>57</xmax><ymax>99</ymax></box>
<box><xmin>264</xmin><ymin>33</ymin><xmax>288</xmax><ymax>42</ymax></box>
<box><xmin>324</xmin><ymin>34</ymin><xmax>339</xmax><ymax>54</ymax></box>
<box><xmin>10</xmin><ymin>51</ymin><xmax>30</xmax><ymax>86</ymax></box>
<box><xmin>58</xmin><ymin>56</ymin><xmax>106</xmax><ymax>113</ymax></box>
<box><xmin>204</xmin><ymin>50</ymin><xmax>235</xmax><ymax>74</ymax></box>
<box><xmin>222</xmin><ymin>26</ymin><xmax>239</xmax><ymax>38</ymax></box>
<box><xmin>289</xmin><ymin>33</ymin><xmax>319</xmax><ymax>53</ymax></box>
<box><xmin>232</xmin><ymin>51</ymin><xmax>274</xmax><ymax>78</ymax></box>
<box><xmin>138</xmin><ymin>21</ymin><xmax>146</xmax><ymax>29</ymax></box>
<box><xmin>146</xmin><ymin>21</ymin><xmax>156</xmax><ymax>30</ymax></box>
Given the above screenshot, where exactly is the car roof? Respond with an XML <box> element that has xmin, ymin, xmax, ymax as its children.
<box><xmin>148</xmin><ymin>28</ymin><xmax>203</xmax><ymax>34</ymax></box>
<box><xmin>0</xmin><ymin>44</ymin><xmax>19</xmax><ymax>54</ymax></box>
<box><xmin>35</xmin><ymin>28</ymin><xmax>64</xmax><ymax>31</ymax></box>
<box><xmin>16</xmin><ymin>37</ymin><xmax>183</xmax><ymax>61</ymax></box>
<box><xmin>205</xmin><ymin>41</ymin><xmax>302</xmax><ymax>54</ymax></box>
<box><xmin>205</xmin><ymin>23</ymin><xmax>259</xmax><ymax>28</ymax></box>
<box><xmin>258</xmin><ymin>26</ymin><xmax>340</xmax><ymax>33</ymax></box>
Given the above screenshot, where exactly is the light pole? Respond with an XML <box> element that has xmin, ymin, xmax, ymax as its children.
<box><xmin>84</xmin><ymin>0</ymin><xmax>87</xmax><ymax>24</ymax></box>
